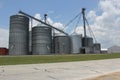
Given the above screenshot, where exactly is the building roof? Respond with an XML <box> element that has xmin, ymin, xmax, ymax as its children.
<box><xmin>108</xmin><ymin>45</ymin><xmax>120</xmax><ymax>53</ymax></box>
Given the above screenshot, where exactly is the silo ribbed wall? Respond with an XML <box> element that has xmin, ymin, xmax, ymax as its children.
<box><xmin>82</xmin><ymin>37</ymin><xmax>93</xmax><ymax>47</ymax></box>
<box><xmin>54</xmin><ymin>36</ymin><xmax>71</xmax><ymax>54</ymax></box>
<box><xmin>32</xmin><ymin>26</ymin><xmax>52</xmax><ymax>55</ymax></box>
<box><xmin>9</xmin><ymin>15</ymin><xmax>29</xmax><ymax>55</ymax></box>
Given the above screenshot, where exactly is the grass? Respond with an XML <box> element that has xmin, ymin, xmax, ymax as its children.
<box><xmin>0</xmin><ymin>53</ymin><xmax>120</xmax><ymax>65</ymax></box>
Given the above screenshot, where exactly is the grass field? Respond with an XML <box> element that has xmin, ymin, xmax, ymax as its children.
<box><xmin>0</xmin><ymin>53</ymin><xmax>120</xmax><ymax>65</ymax></box>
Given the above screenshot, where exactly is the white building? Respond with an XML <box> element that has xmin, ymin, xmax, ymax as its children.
<box><xmin>108</xmin><ymin>45</ymin><xmax>120</xmax><ymax>53</ymax></box>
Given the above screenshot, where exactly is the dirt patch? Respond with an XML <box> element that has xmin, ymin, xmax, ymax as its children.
<box><xmin>84</xmin><ymin>72</ymin><xmax>120</xmax><ymax>80</ymax></box>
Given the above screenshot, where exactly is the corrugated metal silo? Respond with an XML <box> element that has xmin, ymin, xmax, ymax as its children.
<box><xmin>81</xmin><ymin>37</ymin><xmax>94</xmax><ymax>53</ymax></box>
<box><xmin>82</xmin><ymin>37</ymin><xmax>93</xmax><ymax>47</ymax></box>
<box><xmin>70</xmin><ymin>34</ymin><xmax>82</xmax><ymax>54</ymax></box>
<box><xmin>93</xmin><ymin>43</ymin><xmax>101</xmax><ymax>53</ymax></box>
<box><xmin>54</xmin><ymin>36</ymin><xmax>71</xmax><ymax>54</ymax></box>
<box><xmin>32</xmin><ymin>26</ymin><xmax>52</xmax><ymax>55</ymax></box>
<box><xmin>9</xmin><ymin>14</ymin><xmax>29</xmax><ymax>55</ymax></box>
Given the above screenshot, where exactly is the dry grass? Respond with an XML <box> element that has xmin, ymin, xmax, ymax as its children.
<box><xmin>85</xmin><ymin>72</ymin><xmax>120</xmax><ymax>80</ymax></box>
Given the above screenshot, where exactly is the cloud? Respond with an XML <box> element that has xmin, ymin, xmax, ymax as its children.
<box><xmin>52</xmin><ymin>22</ymin><xmax>65</xmax><ymax>36</ymax></box>
<box><xmin>30</xmin><ymin>13</ymin><xmax>42</xmax><ymax>28</ymax></box>
<box><xmin>86</xmin><ymin>0</ymin><xmax>120</xmax><ymax>48</ymax></box>
<box><xmin>46</xmin><ymin>17</ymin><xmax>65</xmax><ymax>36</ymax></box>
<box><xmin>53</xmin><ymin>22</ymin><xmax>64</xmax><ymax>29</ymax></box>
<box><xmin>47</xmin><ymin>17</ymin><xmax>53</xmax><ymax>24</ymax></box>
<box><xmin>0</xmin><ymin>28</ymin><xmax>9</xmax><ymax>48</ymax></box>
<box><xmin>87</xmin><ymin>10</ymin><xmax>97</xmax><ymax>23</ymax></box>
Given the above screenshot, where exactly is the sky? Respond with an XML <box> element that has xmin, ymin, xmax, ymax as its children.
<box><xmin>0</xmin><ymin>0</ymin><xmax>120</xmax><ymax>49</ymax></box>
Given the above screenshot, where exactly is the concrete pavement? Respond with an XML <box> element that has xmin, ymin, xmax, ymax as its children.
<box><xmin>0</xmin><ymin>58</ymin><xmax>120</xmax><ymax>80</ymax></box>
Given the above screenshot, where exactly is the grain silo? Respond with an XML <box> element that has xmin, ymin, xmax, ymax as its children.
<box><xmin>93</xmin><ymin>43</ymin><xmax>101</xmax><ymax>53</ymax></box>
<box><xmin>82</xmin><ymin>37</ymin><xmax>93</xmax><ymax>47</ymax></box>
<box><xmin>32</xmin><ymin>26</ymin><xmax>52</xmax><ymax>55</ymax></box>
<box><xmin>54</xmin><ymin>36</ymin><xmax>71</xmax><ymax>54</ymax></box>
<box><xmin>9</xmin><ymin>14</ymin><xmax>29</xmax><ymax>55</ymax></box>
<box><xmin>81</xmin><ymin>37</ymin><xmax>94</xmax><ymax>53</ymax></box>
<box><xmin>70</xmin><ymin>34</ymin><xmax>82</xmax><ymax>54</ymax></box>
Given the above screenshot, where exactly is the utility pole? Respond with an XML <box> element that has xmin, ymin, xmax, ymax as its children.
<box><xmin>82</xmin><ymin>8</ymin><xmax>86</xmax><ymax>38</ymax></box>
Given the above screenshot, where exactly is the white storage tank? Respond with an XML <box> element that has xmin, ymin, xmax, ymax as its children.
<box><xmin>70</xmin><ymin>33</ymin><xmax>82</xmax><ymax>54</ymax></box>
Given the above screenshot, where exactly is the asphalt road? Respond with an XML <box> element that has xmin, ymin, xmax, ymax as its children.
<box><xmin>0</xmin><ymin>58</ymin><xmax>120</xmax><ymax>80</ymax></box>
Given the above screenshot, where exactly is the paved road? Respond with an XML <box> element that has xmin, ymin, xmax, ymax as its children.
<box><xmin>0</xmin><ymin>58</ymin><xmax>120</xmax><ymax>80</ymax></box>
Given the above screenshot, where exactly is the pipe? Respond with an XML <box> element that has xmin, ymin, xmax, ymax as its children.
<box><xmin>19</xmin><ymin>11</ymin><xmax>68</xmax><ymax>36</ymax></box>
